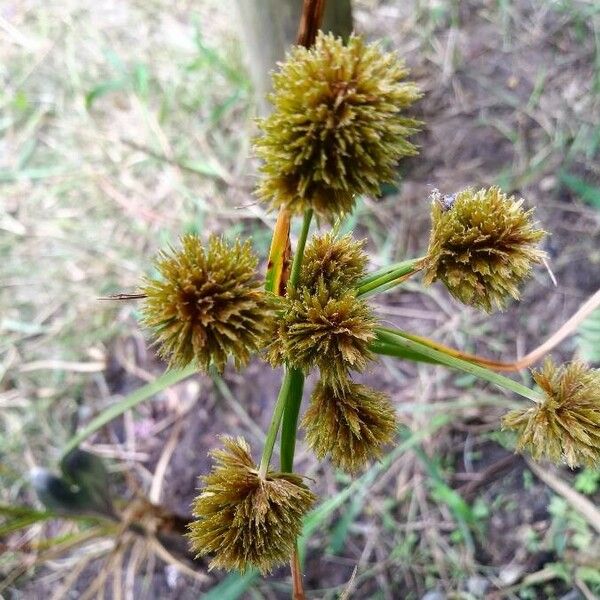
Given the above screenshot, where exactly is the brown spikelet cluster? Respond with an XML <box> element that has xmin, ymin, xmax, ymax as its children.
<box><xmin>302</xmin><ymin>380</ymin><xmax>398</xmax><ymax>473</ymax></box>
<box><xmin>255</xmin><ymin>32</ymin><xmax>422</xmax><ymax>219</ymax></box>
<box><xmin>299</xmin><ymin>232</ymin><xmax>368</xmax><ymax>293</ymax></box>
<box><xmin>423</xmin><ymin>187</ymin><xmax>546</xmax><ymax>312</ymax></box>
<box><xmin>502</xmin><ymin>359</ymin><xmax>600</xmax><ymax>468</ymax></box>
<box><xmin>188</xmin><ymin>437</ymin><xmax>315</xmax><ymax>573</ymax></box>
<box><xmin>269</xmin><ymin>281</ymin><xmax>376</xmax><ymax>389</ymax></box>
<box><xmin>141</xmin><ymin>235</ymin><xmax>275</xmax><ymax>371</ymax></box>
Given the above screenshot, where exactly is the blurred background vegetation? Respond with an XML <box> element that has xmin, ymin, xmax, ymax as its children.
<box><xmin>1</xmin><ymin>0</ymin><xmax>599</xmax><ymax>598</ymax></box>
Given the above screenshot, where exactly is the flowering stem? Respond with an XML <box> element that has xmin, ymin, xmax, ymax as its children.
<box><xmin>289</xmin><ymin>209</ymin><xmax>314</xmax><ymax>288</ymax></box>
<box><xmin>258</xmin><ymin>209</ymin><xmax>314</xmax><ymax>479</ymax></box>
<box><xmin>258</xmin><ymin>368</ymin><xmax>296</xmax><ymax>479</ymax></box>
<box><xmin>373</xmin><ymin>327</ymin><xmax>542</xmax><ymax>402</ymax></box>
<box><xmin>356</xmin><ymin>257</ymin><xmax>426</xmax><ymax>297</ymax></box>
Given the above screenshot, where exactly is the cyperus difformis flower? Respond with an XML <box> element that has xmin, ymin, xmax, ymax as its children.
<box><xmin>299</xmin><ymin>232</ymin><xmax>368</xmax><ymax>293</ymax></box>
<box><xmin>422</xmin><ymin>187</ymin><xmax>546</xmax><ymax>312</ymax></box>
<box><xmin>268</xmin><ymin>281</ymin><xmax>377</xmax><ymax>388</ymax></box>
<box><xmin>302</xmin><ymin>380</ymin><xmax>398</xmax><ymax>473</ymax></box>
<box><xmin>188</xmin><ymin>437</ymin><xmax>315</xmax><ymax>573</ymax></box>
<box><xmin>255</xmin><ymin>32</ymin><xmax>422</xmax><ymax>220</ymax></box>
<box><xmin>141</xmin><ymin>235</ymin><xmax>274</xmax><ymax>371</ymax></box>
<box><xmin>502</xmin><ymin>359</ymin><xmax>600</xmax><ymax>468</ymax></box>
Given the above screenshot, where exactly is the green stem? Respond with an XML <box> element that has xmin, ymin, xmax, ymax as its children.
<box><xmin>279</xmin><ymin>368</ymin><xmax>305</xmax><ymax>472</ymax></box>
<box><xmin>258</xmin><ymin>368</ymin><xmax>295</xmax><ymax>479</ymax></box>
<box><xmin>289</xmin><ymin>209</ymin><xmax>314</xmax><ymax>288</ymax></box>
<box><xmin>374</xmin><ymin>327</ymin><xmax>541</xmax><ymax>402</ymax></box>
<box><xmin>356</xmin><ymin>257</ymin><xmax>425</xmax><ymax>297</ymax></box>
<box><xmin>258</xmin><ymin>209</ymin><xmax>313</xmax><ymax>478</ymax></box>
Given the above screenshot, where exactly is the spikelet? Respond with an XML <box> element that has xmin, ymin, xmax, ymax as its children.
<box><xmin>188</xmin><ymin>437</ymin><xmax>315</xmax><ymax>573</ymax></box>
<box><xmin>302</xmin><ymin>379</ymin><xmax>398</xmax><ymax>473</ymax></box>
<box><xmin>255</xmin><ymin>32</ymin><xmax>422</xmax><ymax>219</ymax></box>
<box><xmin>422</xmin><ymin>187</ymin><xmax>546</xmax><ymax>312</ymax></box>
<box><xmin>268</xmin><ymin>281</ymin><xmax>376</xmax><ymax>389</ymax></box>
<box><xmin>502</xmin><ymin>359</ymin><xmax>600</xmax><ymax>468</ymax></box>
<box><xmin>299</xmin><ymin>232</ymin><xmax>368</xmax><ymax>293</ymax></box>
<box><xmin>141</xmin><ymin>235</ymin><xmax>275</xmax><ymax>371</ymax></box>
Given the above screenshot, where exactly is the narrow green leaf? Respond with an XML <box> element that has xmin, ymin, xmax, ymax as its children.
<box><xmin>356</xmin><ymin>257</ymin><xmax>424</xmax><ymax>297</ymax></box>
<box><xmin>202</xmin><ymin>571</ymin><xmax>258</xmax><ymax>600</ymax></box>
<box><xmin>62</xmin><ymin>364</ymin><xmax>197</xmax><ymax>458</ymax></box>
<box><xmin>85</xmin><ymin>79</ymin><xmax>127</xmax><ymax>110</ymax></box>
<box><xmin>0</xmin><ymin>504</ymin><xmax>54</xmax><ymax>536</ymax></box>
<box><xmin>374</xmin><ymin>327</ymin><xmax>540</xmax><ymax>402</ymax></box>
<box><xmin>560</xmin><ymin>171</ymin><xmax>600</xmax><ymax>208</ymax></box>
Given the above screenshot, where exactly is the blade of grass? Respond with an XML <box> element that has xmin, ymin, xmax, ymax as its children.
<box><xmin>61</xmin><ymin>364</ymin><xmax>197</xmax><ymax>458</ymax></box>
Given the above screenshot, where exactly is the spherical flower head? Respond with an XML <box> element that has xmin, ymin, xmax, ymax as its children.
<box><xmin>188</xmin><ymin>437</ymin><xmax>315</xmax><ymax>574</ymax></box>
<box><xmin>141</xmin><ymin>235</ymin><xmax>275</xmax><ymax>372</ymax></box>
<box><xmin>299</xmin><ymin>232</ymin><xmax>368</xmax><ymax>293</ymax></box>
<box><xmin>502</xmin><ymin>359</ymin><xmax>600</xmax><ymax>468</ymax></box>
<box><xmin>302</xmin><ymin>379</ymin><xmax>398</xmax><ymax>473</ymax></box>
<box><xmin>254</xmin><ymin>32</ymin><xmax>422</xmax><ymax>220</ymax></box>
<box><xmin>422</xmin><ymin>187</ymin><xmax>546</xmax><ymax>312</ymax></box>
<box><xmin>268</xmin><ymin>282</ymin><xmax>377</xmax><ymax>388</ymax></box>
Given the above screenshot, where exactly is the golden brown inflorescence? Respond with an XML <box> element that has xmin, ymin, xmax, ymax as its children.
<box><xmin>268</xmin><ymin>281</ymin><xmax>376</xmax><ymax>390</ymax></box>
<box><xmin>502</xmin><ymin>359</ymin><xmax>600</xmax><ymax>468</ymax></box>
<box><xmin>268</xmin><ymin>232</ymin><xmax>376</xmax><ymax>389</ymax></box>
<box><xmin>299</xmin><ymin>232</ymin><xmax>368</xmax><ymax>293</ymax></box>
<box><xmin>423</xmin><ymin>187</ymin><xmax>546</xmax><ymax>312</ymax></box>
<box><xmin>141</xmin><ymin>235</ymin><xmax>275</xmax><ymax>372</ymax></box>
<box><xmin>188</xmin><ymin>437</ymin><xmax>315</xmax><ymax>574</ymax></box>
<box><xmin>302</xmin><ymin>380</ymin><xmax>398</xmax><ymax>473</ymax></box>
<box><xmin>255</xmin><ymin>32</ymin><xmax>422</xmax><ymax>220</ymax></box>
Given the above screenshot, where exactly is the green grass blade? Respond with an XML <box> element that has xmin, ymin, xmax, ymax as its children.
<box><xmin>0</xmin><ymin>504</ymin><xmax>55</xmax><ymax>536</ymax></box>
<box><xmin>202</xmin><ymin>571</ymin><xmax>258</xmax><ymax>600</ymax></box>
<box><xmin>374</xmin><ymin>327</ymin><xmax>540</xmax><ymax>402</ymax></box>
<box><xmin>560</xmin><ymin>171</ymin><xmax>600</xmax><ymax>208</ymax></box>
<box><xmin>61</xmin><ymin>364</ymin><xmax>197</xmax><ymax>458</ymax></box>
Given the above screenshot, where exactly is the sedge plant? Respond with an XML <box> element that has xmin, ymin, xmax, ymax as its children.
<box><xmin>131</xmin><ymin>29</ymin><xmax>600</xmax><ymax>588</ymax></box>
<box><xmin>23</xmin><ymin>12</ymin><xmax>600</xmax><ymax>597</ymax></box>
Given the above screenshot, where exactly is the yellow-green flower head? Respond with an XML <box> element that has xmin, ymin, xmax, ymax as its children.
<box><xmin>141</xmin><ymin>235</ymin><xmax>275</xmax><ymax>372</ymax></box>
<box><xmin>422</xmin><ymin>187</ymin><xmax>546</xmax><ymax>312</ymax></box>
<box><xmin>299</xmin><ymin>232</ymin><xmax>368</xmax><ymax>293</ymax></box>
<box><xmin>502</xmin><ymin>359</ymin><xmax>600</xmax><ymax>468</ymax></box>
<box><xmin>254</xmin><ymin>32</ymin><xmax>422</xmax><ymax>220</ymax></box>
<box><xmin>268</xmin><ymin>282</ymin><xmax>377</xmax><ymax>388</ymax></box>
<box><xmin>302</xmin><ymin>379</ymin><xmax>397</xmax><ymax>473</ymax></box>
<box><xmin>188</xmin><ymin>437</ymin><xmax>315</xmax><ymax>574</ymax></box>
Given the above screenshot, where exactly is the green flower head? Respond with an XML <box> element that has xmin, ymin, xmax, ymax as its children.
<box><xmin>502</xmin><ymin>359</ymin><xmax>600</xmax><ymax>468</ymax></box>
<box><xmin>141</xmin><ymin>235</ymin><xmax>275</xmax><ymax>371</ymax></box>
<box><xmin>423</xmin><ymin>187</ymin><xmax>546</xmax><ymax>312</ymax></box>
<box><xmin>188</xmin><ymin>437</ymin><xmax>315</xmax><ymax>574</ymax></box>
<box><xmin>255</xmin><ymin>32</ymin><xmax>422</xmax><ymax>220</ymax></box>
<box><xmin>302</xmin><ymin>379</ymin><xmax>398</xmax><ymax>473</ymax></box>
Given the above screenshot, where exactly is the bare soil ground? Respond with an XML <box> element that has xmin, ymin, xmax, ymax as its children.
<box><xmin>2</xmin><ymin>1</ymin><xmax>599</xmax><ymax>599</ymax></box>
